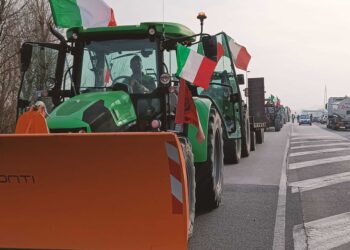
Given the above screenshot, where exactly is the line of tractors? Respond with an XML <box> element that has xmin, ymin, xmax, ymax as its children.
<box><xmin>0</xmin><ymin>19</ymin><xmax>289</xmax><ymax>249</ymax></box>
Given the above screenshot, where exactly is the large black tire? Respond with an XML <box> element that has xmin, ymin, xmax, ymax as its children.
<box><xmin>275</xmin><ymin>118</ymin><xmax>281</xmax><ymax>132</ymax></box>
<box><xmin>195</xmin><ymin>108</ymin><xmax>224</xmax><ymax>211</ymax></box>
<box><xmin>179</xmin><ymin>137</ymin><xmax>196</xmax><ymax>238</ymax></box>
<box><xmin>241</xmin><ymin>116</ymin><xmax>251</xmax><ymax>158</ymax></box>
<box><xmin>224</xmin><ymin>137</ymin><xmax>241</xmax><ymax>164</ymax></box>
<box><xmin>256</xmin><ymin>128</ymin><xmax>264</xmax><ymax>144</ymax></box>
<box><xmin>250</xmin><ymin>130</ymin><xmax>256</xmax><ymax>151</ymax></box>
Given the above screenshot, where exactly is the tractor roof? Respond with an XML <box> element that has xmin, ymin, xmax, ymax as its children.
<box><xmin>67</xmin><ymin>22</ymin><xmax>196</xmax><ymax>41</ymax></box>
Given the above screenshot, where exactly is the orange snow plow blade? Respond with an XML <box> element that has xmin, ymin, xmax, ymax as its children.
<box><xmin>0</xmin><ymin>132</ymin><xmax>188</xmax><ymax>250</ymax></box>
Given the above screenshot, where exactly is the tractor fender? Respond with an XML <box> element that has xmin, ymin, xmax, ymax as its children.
<box><xmin>188</xmin><ymin>97</ymin><xmax>212</xmax><ymax>163</ymax></box>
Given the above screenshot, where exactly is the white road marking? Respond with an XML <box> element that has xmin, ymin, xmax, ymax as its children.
<box><xmin>291</xmin><ymin>139</ymin><xmax>347</xmax><ymax>145</ymax></box>
<box><xmin>293</xmin><ymin>224</ymin><xmax>307</xmax><ymax>250</ymax></box>
<box><xmin>289</xmin><ymin>155</ymin><xmax>350</xmax><ymax>170</ymax></box>
<box><xmin>291</xmin><ymin>136</ymin><xmax>338</xmax><ymax>141</ymax></box>
<box><xmin>272</xmin><ymin>125</ymin><xmax>291</xmax><ymax>250</ymax></box>
<box><xmin>290</xmin><ymin>171</ymin><xmax>350</xmax><ymax>193</ymax></box>
<box><xmin>289</xmin><ymin>147</ymin><xmax>350</xmax><ymax>157</ymax></box>
<box><xmin>293</xmin><ymin>212</ymin><xmax>350</xmax><ymax>250</ymax></box>
<box><xmin>291</xmin><ymin>142</ymin><xmax>350</xmax><ymax>150</ymax></box>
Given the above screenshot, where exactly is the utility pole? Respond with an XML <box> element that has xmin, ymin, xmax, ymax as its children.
<box><xmin>324</xmin><ymin>85</ymin><xmax>327</xmax><ymax>110</ymax></box>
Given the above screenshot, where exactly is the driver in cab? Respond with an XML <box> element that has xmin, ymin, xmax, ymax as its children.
<box><xmin>128</xmin><ymin>55</ymin><xmax>156</xmax><ymax>93</ymax></box>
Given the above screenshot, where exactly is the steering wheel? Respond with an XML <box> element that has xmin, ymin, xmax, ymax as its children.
<box><xmin>112</xmin><ymin>75</ymin><xmax>132</xmax><ymax>91</ymax></box>
<box><xmin>112</xmin><ymin>75</ymin><xmax>131</xmax><ymax>85</ymax></box>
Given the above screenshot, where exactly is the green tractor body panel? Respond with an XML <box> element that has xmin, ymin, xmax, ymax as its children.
<box><xmin>67</xmin><ymin>22</ymin><xmax>195</xmax><ymax>41</ymax></box>
<box><xmin>48</xmin><ymin>91</ymin><xmax>136</xmax><ymax>132</ymax></box>
<box><xmin>188</xmin><ymin>97</ymin><xmax>212</xmax><ymax>163</ymax></box>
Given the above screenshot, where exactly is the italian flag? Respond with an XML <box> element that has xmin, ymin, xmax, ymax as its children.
<box><xmin>225</xmin><ymin>35</ymin><xmax>251</xmax><ymax>71</ymax></box>
<box><xmin>176</xmin><ymin>43</ymin><xmax>224</xmax><ymax>89</ymax></box>
<box><xmin>49</xmin><ymin>0</ymin><xmax>117</xmax><ymax>28</ymax></box>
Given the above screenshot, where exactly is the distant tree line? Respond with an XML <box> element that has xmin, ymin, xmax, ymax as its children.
<box><xmin>0</xmin><ymin>0</ymin><xmax>55</xmax><ymax>133</ymax></box>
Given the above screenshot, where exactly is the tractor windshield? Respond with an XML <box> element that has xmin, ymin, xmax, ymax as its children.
<box><xmin>81</xmin><ymin>39</ymin><xmax>158</xmax><ymax>94</ymax></box>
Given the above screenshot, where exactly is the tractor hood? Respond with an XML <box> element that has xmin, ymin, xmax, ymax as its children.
<box><xmin>47</xmin><ymin>91</ymin><xmax>136</xmax><ymax>133</ymax></box>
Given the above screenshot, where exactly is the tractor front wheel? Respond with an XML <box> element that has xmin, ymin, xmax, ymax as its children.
<box><xmin>195</xmin><ymin>108</ymin><xmax>224</xmax><ymax>211</ymax></box>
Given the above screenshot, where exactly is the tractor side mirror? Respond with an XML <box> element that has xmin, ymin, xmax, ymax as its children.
<box><xmin>325</xmin><ymin>104</ymin><xmax>328</xmax><ymax>109</ymax></box>
<box><xmin>237</xmin><ymin>74</ymin><xmax>245</xmax><ymax>85</ymax></box>
<box><xmin>21</xmin><ymin>43</ymin><xmax>33</xmax><ymax>72</ymax></box>
<box><xmin>202</xmin><ymin>35</ymin><xmax>218</xmax><ymax>61</ymax></box>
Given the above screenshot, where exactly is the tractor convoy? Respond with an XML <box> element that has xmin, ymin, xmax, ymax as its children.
<box><xmin>0</xmin><ymin>19</ymin><xmax>288</xmax><ymax>249</ymax></box>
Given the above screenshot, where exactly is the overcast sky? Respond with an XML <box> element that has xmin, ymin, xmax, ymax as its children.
<box><xmin>105</xmin><ymin>0</ymin><xmax>350</xmax><ymax>112</ymax></box>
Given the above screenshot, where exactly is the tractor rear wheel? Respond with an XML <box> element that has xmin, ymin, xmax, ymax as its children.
<box><xmin>256</xmin><ymin>128</ymin><xmax>265</xmax><ymax>144</ymax></box>
<box><xmin>250</xmin><ymin>130</ymin><xmax>256</xmax><ymax>151</ymax></box>
<box><xmin>195</xmin><ymin>108</ymin><xmax>224</xmax><ymax>211</ymax></box>
<box><xmin>241</xmin><ymin>116</ymin><xmax>251</xmax><ymax>157</ymax></box>
<box><xmin>179</xmin><ymin>137</ymin><xmax>196</xmax><ymax>238</ymax></box>
<box><xmin>275</xmin><ymin>118</ymin><xmax>281</xmax><ymax>132</ymax></box>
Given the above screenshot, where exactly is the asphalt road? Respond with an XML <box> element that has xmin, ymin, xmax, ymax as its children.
<box><xmin>189</xmin><ymin>122</ymin><xmax>350</xmax><ymax>250</ymax></box>
<box><xmin>189</xmin><ymin>123</ymin><xmax>291</xmax><ymax>250</ymax></box>
<box><xmin>287</xmin><ymin>123</ymin><xmax>350</xmax><ymax>250</ymax></box>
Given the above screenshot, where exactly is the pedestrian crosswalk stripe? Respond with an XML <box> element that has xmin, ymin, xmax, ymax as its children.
<box><xmin>289</xmin><ymin>147</ymin><xmax>350</xmax><ymax>157</ymax></box>
<box><xmin>291</xmin><ymin>139</ymin><xmax>347</xmax><ymax>145</ymax></box>
<box><xmin>293</xmin><ymin>212</ymin><xmax>350</xmax><ymax>250</ymax></box>
<box><xmin>291</xmin><ymin>136</ymin><xmax>339</xmax><ymax>141</ymax></box>
<box><xmin>291</xmin><ymin>142</ymin><xmax>350</xmax><ymax>150</ymax></box>
<box><xmin>289</xmin><ymin>155</ymin><xmax>350</xmax><ymax>169</ymax></box>
<box><xmin>290</xmin><ymin>171</ymin><xmax>350</xmax><ymax>193</ymax></box>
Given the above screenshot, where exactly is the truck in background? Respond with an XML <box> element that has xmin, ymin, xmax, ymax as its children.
<box><xmin>247</xmin><ymin>77</ymin><xmax>266</xmax><ymax>145</ymax></box>
<box><xmin>326</xmin><ymin>96</ymin><xmax>350</xmax><ymax>130</ymax></box>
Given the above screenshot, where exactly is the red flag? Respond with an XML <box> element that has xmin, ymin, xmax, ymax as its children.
<box><xmin>217</xmin><ymin>42</ymin><xmax>225</xmax><ymax>61</ymax></box>
<box><xmin>175</xmin><ymin>78</ymin><xmax>205</xmax><ymax>143</ymax></box>
<box><xmin>104</xmin><ymin>69</ymin><xmax>111</xmax><ymax>86</ymax></box>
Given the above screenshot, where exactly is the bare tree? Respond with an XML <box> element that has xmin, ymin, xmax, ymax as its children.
<box><xmin>0</xmin><ymin>0</ymin><xmax>54</xmax><ymax>133</ymax></box>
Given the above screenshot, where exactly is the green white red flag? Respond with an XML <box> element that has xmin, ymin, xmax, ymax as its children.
<box><xmin>175</xmin><ymin>79</ymin><xmax>205</xmax><ymax>144</ymax></box>
<box><xmin>225</xmin><ymin>35</ymin><xmax>251</xmax><ymax>71</ymax></box>
<box><xmin>175</xmin><ymin>43</ymin><xmax>224</xmax><ymax>89</ymax></box>
<box><xmin>49</xmin><ymin>0</ymin><xmax>117</xmax><ymax>28</ymax></box>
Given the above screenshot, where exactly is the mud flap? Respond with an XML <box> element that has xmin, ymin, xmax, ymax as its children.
<box><xmin>0</xmin><ymin>132</ymin><xmax>188</xmax><ymax>250</ymax></box>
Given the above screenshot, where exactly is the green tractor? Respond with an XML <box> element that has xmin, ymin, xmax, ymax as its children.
<box><xmin>16</xmin><ymin>21</ymin><xmax>249</xmax><ymax>237</ymax></box>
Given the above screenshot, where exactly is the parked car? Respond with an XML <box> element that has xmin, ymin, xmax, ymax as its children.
<box><xmin>299</xmin><ymin>114</ymin><xmax>312</xmax><ymax>125</ymax></box>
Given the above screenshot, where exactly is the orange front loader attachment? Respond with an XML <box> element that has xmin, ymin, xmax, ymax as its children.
<box><xmin>15</xmin><ymin>105</ymin><xmax>49</xmax><ymax>134</ymax></box>
<box><xmin>0</xmin><ymin>132</ymin><xmax>188</xmax><ymax>250</ymax></box>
